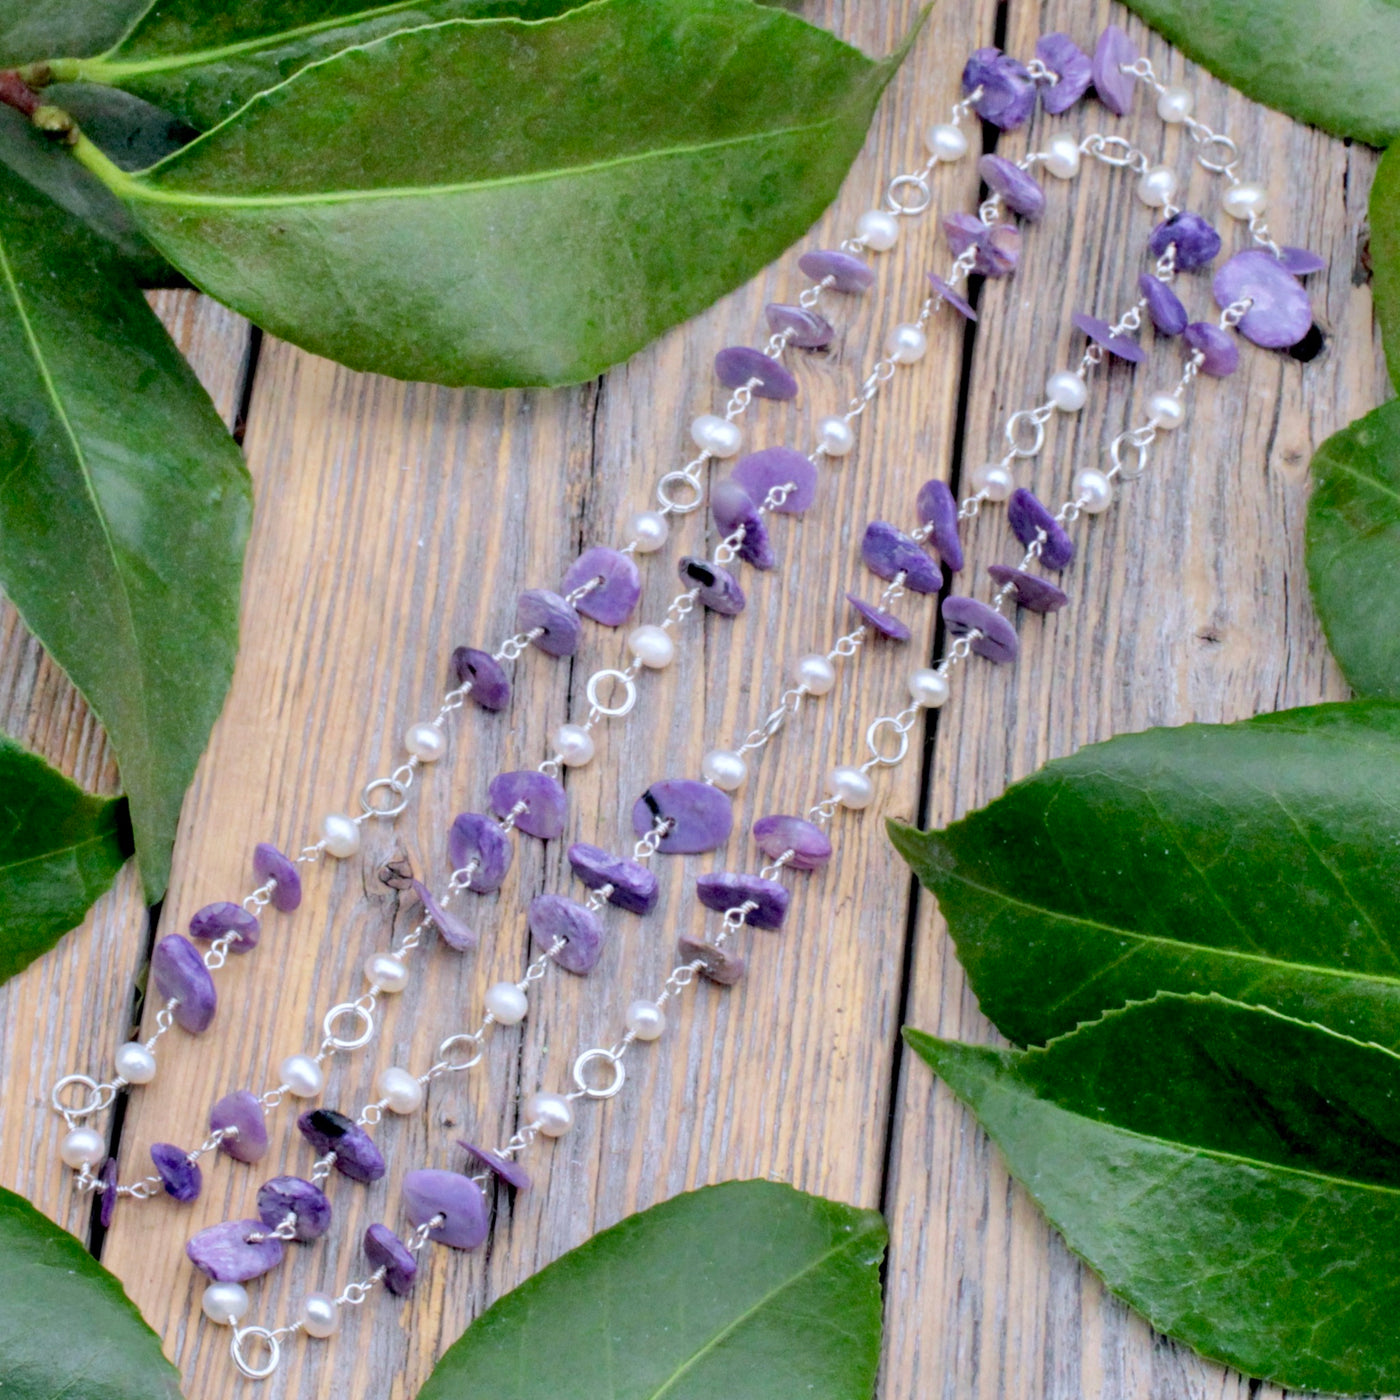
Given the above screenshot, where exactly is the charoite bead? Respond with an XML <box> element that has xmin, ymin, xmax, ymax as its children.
<box><xmin>151</xmin><ymin>1142</ymin><xmax>202</xmax><ymax>1202</ymax></box>
<box><xmin>1138</xmin><ymin>274</ymin><xmax>1188</xmax><ymax>337</ymax></box>
<box><xmin>680</xmin><ymin>556</ymin><xmax>745</xmax><ymax>616</ymax></box>
<box><xmin>529</xmin><ymin>894</ymin><xmax>606</xmax><ymax>974</ymax></box>
<box><xmin>988</xmin><ymin>564</ymin><xmax>1069</xmax><ymax>614</ymax></box>
<box><xmin>714</xmin><ymin>346</ymin><xmax>799</xmax><ymax>401</ymax></box>
<box><xmin>1091</xmin><ymin>24</ymin><xmax>1137</xmax><ymax>115</ymax></box>
<box><xmin>1148</xmin><ymin>211</ymin><xmax>1221</xmax><ymax>270</ymax></box>
<box><xmin>151</xmin><ymin>935</ymin><xmax>217</xmax><ymax>1034</ymax></box>
<box><xmin>861</xmin><ymin>521</ymin><xmax>940</xmax><ymax>593</ymax></box>
<box><xmin>927</xmin><ymin>272</ymin><xmax>976</xmax><ymax>322</ymax></box>
<box><xmin>1213</xmin><ymin>249</ymin><xmax>1312</xmax><ymax>348</ymax></box>
<box><xmin>942</xmin><ymin>595</ymin><xmax>1019</xmax><ymax>663</ymax></box>
<box><xmin>765</xmin><ymin>302</ymin><xmax>834</xmax><ymax>348</ymax></box>
<box><xmin>257</xmin><ymin>1176</ymin><xmax>332</xmax><ymax>1241</ymax></box>
<box><xmin>567</xmin><ymin>842</ymin><xmax>659</xmax><ymax>915</ymax></box>
<box><xmin>731</xmin><ymin>447</ymin><xmax>817</xmax><ymax>514</ymax></box>
<box><xmin>488</xmin><ymin>770</ymin><xmax>567</xmax><ymax>840</ymax></box>
<box><xmin>187</xmin><ymin>1219</ymin><xmax>284</xmax><ymax>1283</ymax></box>
<box><xmin>1008</xmin><ymin>489</ymin><xmax>1075</xmax><ymax>570</ymax></box>
<box><xmin>695</xmin><ymin>872</ymin><xmax>789</xmax><ymax>930</ymax></box>
<box><xmin>1072</xmin><ymin>312</ymin><xmax>1144</xmax><ymax>363</ymax></box>
<box><xmin>448</xmin><ymin>811</ymin><xmax>514</xmax><ymax>892</ymax></box>
<box><xmin>710</xmin><ymin>479</ymin><xmax>774</xmax><ymax>570</ymax></box>
<box><xmin>450</xmin><ymin>645</ymin><xmax>511</xmax><ymax>711</ymax></box>
<box><xmin>364</xmin><ymin>1223</ymin><xmax>418</xmax><ymax>1296</ymax></box>
<box><xmin>962</xmin><ymin>46</ymin><xmax>1035</xmax><ymax>128</ymax></box>
<box><xmin>515</xmin><ymin>588</ymin><xmax>581</xmax><ymax>657</ymax></box>
<box><xmin>296</xmin><ymin>1108</ymin><xmax>386</xmax><ymax>1183</ymax></box>
<box><xmin>1184</xmin><ymin>321</ymin><xmax>1240</xmax><ymax>376</ymax></box>
<box><xmin>798</xmin><ymin>248</ymin><xmax>875</xmax><ymax>293</ymax></box>
<box><xmin>253</xmin><ymin>842</ymin><xmax>301</xmax><ymax>913</ymax></box>
<box><xmin>412</xmin><ymin>880</ymin><xmax>475</xmax><ymax>951</ymax></box>
<box><xmin>978</xmin><ymin>154</ymin><xmax>1045</xmax><ymax>221</ymax></box>
<box><xmin>943</xmin><ymin>212</ymin><xmax>1021</xmax><ymax>278</ymax></box>
<box><xmin>677</xmin><ymin>935</ymin><xmax>746</xmax><ymax>985</ymax></box>
<box><xmin>458</xmin><ymin>1139</ymin><xmax>532</xmax><ymax>1192</ymax></box>
<box><xmin>561</xmin><ymin>546</ymin><xmax>641</xmax><ymax>627</ymax></box>
<box><xmin>403</xmin><ymin>1169</ymin><xmax>489</xmax><ymax>1250</ymax></box>
<box><xmin>188</xmin><ymin>901</ymin><xmax>259</xmax><ymax>953</ymax></box>
<box><xmin>751</xmin><ymin>814</ymin><xmax>832</xmax><ymax>871</ymax></box>
<box><xmin>1279</xmin><ymin>246</ymin><xmax>1326</xmax><ymax>276</ymax></box>
<box><xmin>1036</xmin><ymin>32</ymin><xmax>1093</xmax><ymax>113</ymax></box>
<box><xmin>633</xmin><ymin>778</ymin><xmax>734</xmax><ymax>854</ymax></box>
<box><xmin>846</xmin><ymin>593</ymin><xmax>910</xmax><ymax>642</ymax></box>
<box><xmin>211</xmin><ymin>1089</ymin><xmax>269</xmax><ymax>1164</ymax></box>
<box><xmin>916</xmin><ymin>478</ymin><xmax>964</xmax><ymax>572</ymax></box>
<box><xmin>99</xmin><ymin>1159</ymin><xmax>118</xmax><ymax>1229</ymax></box>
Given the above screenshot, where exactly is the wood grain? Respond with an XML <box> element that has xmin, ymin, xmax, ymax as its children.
<box><xmin>0</xmin><ymin>3</ymin><xmax>1385</xmax><ymax>1398</ymax></box>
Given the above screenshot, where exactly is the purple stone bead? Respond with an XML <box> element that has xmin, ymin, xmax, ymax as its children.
<box><xmin>633</xmin><ymin>778</ymin><xmax>734</xmax><ymax>854</ymax></box>
<box><xmin>944</xmin><ymin>213</ymin><xmax>1021</xmax><ymax>278</ymax></box>
<box><xmin>764</xmin><ymin>302</ymin><xmax>834</xmax><ymax>349</ymax></box>
<box><xmin>210</xmin><ymin>1089</ymin><xmax>269</xmax><ymax>1164</ymax></box>
<box><xmin>680</xmin><ymin>556</ymin><xmax>745</xmax><ymax>617</ymax></box>
<box><xmin>714</xmin><ymin>345</ymin><xmax>799</xmax><ymax>401</ymax></box>
<box><xmin>1007</xmin><ymin>489</ymin><xmax>1075</xmax><ymax>570</ymax></box>
<box><xmin>847</xmin><ymin>593</ymin><xmax>911</xmax><ymax>642</ymax></box>
<box><xmin>711</xmin><ymin>480</ymin><xmax>774</xmax><ymax>570</ymax></box>
<box><xmin>752</xmin><ymin>814</ymin><xmax>832</xmax><ymax>871</ymax></box>
<box><xmin>1183</xmin><ymin>321</ymin><xmax>1240</xmax><ymax>376</ymax></box>
<box><xmin>1073</xmin><ymin>311</ymin><xmax>1145</xmax><ymax>363</ymax></box>
<box><xmin>253</xmin><ymin>842</ymin><xmax>301</xmax><ymax>913</ymax></box>
<box><xmin>978</xmin><ymin>154</ymin><xmax>1046</xmax><ymax>221</ymax></box>
<box><xmin>1279</xmin><ymin>246</ymin><xmax>1326</xmax><ymax>276</ymax></box>
<box><xmin>188</xmin><ymin>901</ymin><xmax>259</xmax><ymax>954</ymax></box>
<box><xmin>695</xmin><ymin>871</ymin><xmax>790</xmax><ymax>930</ymax></box>
<box><xmin>515</xmin><ymin>588</ymin><xmax>580</xmax><ymax>658</ymax></box>
<box><xmin>861</xmin><ymin>521</ymin><xmax>941</xmax><ymax>594</ymax></box>
<box><xmin>1148</xmin><ymin>211</ymin><xmax>1222</xmax><ymax>271</ymax></box>
<box><xmin>916</xmin><ymin>478</ymin><xmax>964</xmax><ymax>572</ymax></box>
<box><xmin>99</xmin><ymin>1158</ymin><xmax>117</xmax><ymax>1229</ymax></box>
<box><xmin>488</xmin><ymin>770</ymin><xmax>567</xmax><ymax>840</ymax></box>
<box><xmin>798</xmin><ymin>249</ymin><xmax>875</xmax><ymax>293</ymax></box>
<box><xmin>677</xmin><ymin>935</ymin><xmax>746</xmax><ymax>986</ymax></box>
<box><xmin>412</xmin><ymin>880</ymin><xmax>476</xmax><ymax>952</ymax></box>
<box><xmin>567</xmin><ymin>841</ymin><xmax>659</xmax><ymax>915</ymax></box>
<box><xmin>151</xmin><ymin>935</ymin><xmax>217</xmax><ymax>1034</ymax></box>
<box><xmin>151</xmin><ymin>1142</ymin><xmax>201</xmax><ymax>1202</ymax></box>
<box><xmin>943</xmin><ymin>595</ymin><xmax>1020</xmax><ymax>664</ymax></box>
<box><xmin>988</xmin><ymin>564</ymin><xmax>1069</xmax><ymax>614</ymax></box>
<box><xmin>561</xmin><ymin>547</ymin><xmax>641</xmax><ymax>628</ymax></box>
<box><xmin>450</xmin><ymin>646</ymin><xmax>511</xmax><ymax>712</ymax></box>
<box><xmin>257</xmin><ymin>1176</ymin><xmax>332</xmax><ymax>1241</ymax></box>
<box><xmin>365</xmin><ymin>1223</ymin><xmax>417</xmax><ymax>1296</ymax></box>
<box><xmin>447</xmin><ymin>811</ymin><xmax>513</xmax><ymax>893</ymax></box>
<box><xmin>1213</xmin><ymin>248</ymin><xmax>1313</xmax><ymax>348</ymax></box>
<box><xmin>403</xmin><ymin>1168</ymin><xmax>489</xmax><ymax>1249</ymax></box>
<box><xmin>928</xmin><ymin>272</ymin><xmax>976</xmax><ymax>322</ymax></box>
<box><xmin>962</xmin><ymin>46</ymin><xmax>1035</xmax><ymax>129</ymax></box>
<box><xmin>1036</xmin><ymin>32</ymin><xmax>1093</xmax><ymax>113</ymax></box>
<box><xmin>529</xmin><ymin>893</ymin><xmax>606</xmax><ymax>974</ymax></box>
<box><xmin>731</xmin><ymin>447</ymin><xmax>817</xmax><ymax>514</ymax></box>
<box><xmin>296</xmin><ymin>1108</ymin><xmax>386</xmax><ymax>1183</ymax></box>
<box><xmin>1092</xmin><ymin>24</ymin><xmax>1137</xmax><ymax>115</ymax></box>
<box><xmin>943</xmin><ymin>211</ymin><xmax>983</xmax><ymax>260</ymax></box>
<box><xmin>458</xmin><ymin>1140</ymin><xmax>532</xmax><ymax>1192</ymax></box>
<box><xmin>1138</xmin><ymin>274</ymin><xmax>1188</xmax><ymax>337</ymax></box>
<box><xmin>186</xmin><ymin>1219</ymin><xmax>285</xmax><ymax>1283</ymax></box>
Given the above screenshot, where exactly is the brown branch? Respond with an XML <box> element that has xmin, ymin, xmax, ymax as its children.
<box><xmin>0</xmin><ymin>70</ymin><xmax>39</xmax><ymax>118</ymax></box>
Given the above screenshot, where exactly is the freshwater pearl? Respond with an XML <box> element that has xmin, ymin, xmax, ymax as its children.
<box><xmin>554</xmin><ymin>723</ymin><xmax>595</xmax><ymax>767</ymax></box>
<box><xmin>1073</xmin><ymin>468</ymin><xmax>1114</xmax><ymax>514</ymax></box>
<box><xmin>364</xmin><ymin>951</ymin><xmax>408</xmax><ymax>994</ymax></box>
<box><xmin>795</xmin><ymin>653</ymin><xmax>836</xmax><ymax>695</ymax></box>
<box><xmin>484</xmin><ymin>981</ymin><xmax>528</xmax><ymax>1026</ymax></box>
<box><xmin>690</xmin><ymin>413</ymin><xmax>742</xmax><ymax>458</ymax></box>
<box><xmin>1046</xmin><ymin>370</ymin><xmax>1087</xmax><ymax>412</ymax></box>
<box><xmin>1222</xmin><ymin>181</ymin><xmax>1267</xmax><ymax>221</ymax></box>
<box><xmin>404</xmin><ymin>721</ymin><xmax>447</xmax><ymax>763</ymax></box>
<box><xmin>817</xmin><ymin>415</ymin><xmax>856</xmax><ymax>457</ymax></box>
<box><xmin>627</xmin><ymin>624</ymin><xmax>675</xmax><ymax>669</ymax></box>
<box><xmin>827</xmin><ymin>765</ymin><xmax>875</xmax><ymax>809</ymax></box>
<box><xmin>1156</xmin><ymin>86</ymin><xmax>1193</xmax><ymax>123</ymax></box>
<box><xmin>1148</xmin><ymin>392</ymin><xmax>1185</xmax><ymax>429</ymax></box>
<box><xmin>60</xmin><ymin>1126</ymin><xmax>105</xmax><ymax>1169</ymax></box>
<box><xmin>114</xmin><ymin>1040</ymin><xmax>156</xmax><ymax>1085</ymax></box>
<box><xmin>1137</xmin><ymin>165</ymin><xmax>1178</xmax><ymax>208</ymax></box>
<box><xmin>626</xmin><ymin>509</ymin><xmax>669</xmax><ymax>553</ymax></box>
<box><xmin>279</xmin><ymin>1053</ymin><xmax>324</xmax><ymax>1098</ymax></box>
<box><xmin>524</xmin><ymin>1091</ymin><xmax>574</xmax><ymax>1138</ymax></box>
<box><xmin>1043</xmin><ymin>132</ymin><xmax>1081</xmax><ymax>179</ymax></box>
<box><xmin>856</xmin><ymin>209</ymin><xmax>900</xmax><ymax>251</ymax></box>
<box><xmin>909</xmin><ymin>668</ymin><xmax>951</xmax><ymax>708</ymax></box>
<box><xmin>321</xmin><ymin>813</ymin><xmax>361</xmax><ymax>859</ymax></box>
<box><xmin>201</xmin><ymin>1281</ymin><xmax>250</xmax><ymax>1325</ymax></box>
<box><xmin>701</xmin><ymin>748</ymin><xmax>748</xmax><ymax>790</ymax></box>
<box><xmin>625</xmin><ymin>1000</ymin><xmax>666</xmax><ymax>1041</ymax></box>
<box><xmin>301</xmin><ymin>1292</ymin><xmax>339</xmax><ymax>1339</ymax></box>
<box><xmin>970</xmin><ymin>462</ymin><xmax>1015</xmax><ymax>502</ymax></box>
<box><xmin>886</xmin><ymin>323</ymin><xmax>928</xmax><ymax>364</ymax></box>
<box><xmin>925</xmin><ymin>122</ymin><xmax>969</xmax><ymax>162</ymax></box>
<box><xmin>376</xmin><ymin>1066</ymin><xmax>424</xmax><ymax>1115</ymax></box>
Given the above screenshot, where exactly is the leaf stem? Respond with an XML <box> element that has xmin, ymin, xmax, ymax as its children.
<box><xmin>0</xmin><ymin>70</ymin><xmax>39</xmax><ymax>118</ymax></box>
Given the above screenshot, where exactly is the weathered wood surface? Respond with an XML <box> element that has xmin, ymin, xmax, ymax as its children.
<box><xmin>0</xmin><ymin>2</ymin><xmax>1384</xmax><ymax>1397</ymax></box>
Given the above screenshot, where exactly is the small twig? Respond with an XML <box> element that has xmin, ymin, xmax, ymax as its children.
<box><xmin>0</xmin><ymin>70</ymin><xmax>39</xmax><ymax>118</ymax></box>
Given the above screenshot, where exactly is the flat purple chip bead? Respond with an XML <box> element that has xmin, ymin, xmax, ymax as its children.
<box><xmin>403</xmin><ymin>1169</ymin><xmax>489</xmax><ymax>1250</ymax></box>
<box><xmin>187</xmin><ymin>1219</ymin><xmax>285</xmax><ymax>1283</ymax></box>
<box><xmin>677</xmin><ymin>935</ymin><xmax>746</xmax><ymax>986</ymax></box>
<box><xmin>847</xmin><ymin>594</ymin><xmax>911</xmax><ymax>642</ymax></box>
<box><xmin>715</xmin><ymin>346</ymin><xmax>799</xmax><ymax>402</ymax></box>
<box><xmin>413</xmin><ymin>880</ymin><xmax>476</xmax><ymax>951</ymax></box>
<box><xmin>1007</xmin><ymin>489</ymin><xmax>1075</xmax><ymax>570</ymax></box>
<box><xmin>861</xmin><ymin>521</ymin><xmax>941</xmax><ymax>594</ymax></box>
<box><xmin>943</xmin><ymin>595</ymin><xmax>1020</xmax><ymax>664</ymax></box>
<box><xmin>798</xmin><ymin>249</ymin><xmax>875</xmax><ymax>294</ymax></box>
<box><xmin>1213</xmin><ymin>249</ymin><xmax>1313</xmax><ymax>348</ymax></box>
<box><xmin>731</xmin><ymin>447</ymin><xmax>817</xmax><ymax>514</ymax></box>
<box><xmin>944</xmin><ymin>214</ymin><xmax>1021</xmax><ymax>277</ymax></box>
<box><xmin>450</xmin><ymin>646</ymin><xmax>511</xmax><ymax>712</ymax></box>
<box><xmin>680</xmin><ymin>557</ymin><xmax>745</xmax><ymax>617</ymax></box>
<box><xmin>1279</xmin><ymin>246</ymin><xmax>1326</xmax><ymax>276</ymax></box>
<box><xmin>567</xmin><ymin>841</ymin><xmax>659</xmax><ymax>915</ymax></box>
<box><xmin>1148</xmin><ymin>211</ymin><xmax>1221</xmax><ymax>271</ymax></box>
<box><xmin>99</xmin><ymin>1159</ymin><xmax>118</xmax><ymax>1229</ymax></box>
<box><xmin>765</xmin><ymin>302</ymin><xmax>834</xmax><ymax>348</ymax></box>
<box><xmin>916</xmin><ymin>478</ymin><xmax>964</xmax><ymax>572</ymax></box>
<box><xmin>210</xmin><ymin>1089</ymin><xmax>269</xmax><ymax>1164</ymax></box>
<box><xmin>447</xmin><ymin>811</ymin><xmax>513</xmax><ymax>893</ymax></box>
<box><xmin>488</xmin><ymin>770</ymin><xmax>567</xmax><ymax>840</ymax></box>
<box><xmin>1183</xmin><ymin>321</ymin><xmax>1240</xmax><ymax>376</ymax></box>
<box><xmin>188</xmin><ymin>901</ymin><xmax>259</xmax><ymax>953</ymax></box>
<box><xmin>752</xmin><ymin>814</ymin><xmax>832</xmax><ymax>871</ymax></box>
<box><xmin>962</xmin><ymin>46</ymin><xmax>1035</xmax><ymax>129</ymax></box>
<box><xmin>1138</xmin><ymin>274</ymin><xmax>1188</xmax><ymax>337</ymax></box>
<box><xmin>1092</xmin><ymin>24</ymin><xmax>1137</xmax><ymax>115</ymax></box>
<box><xmin>297</xmin><ymin>1108</ymin><xmax>386</xmax><ymax>1183</ymax></box>
<box><xmin>515</xmin><ymin>588</ymin><xmax>581</xmax><ymax>658</ymax></box>
<box><xmin>151</xmin><ymin>1142</ymin><xmax>202</xmax><ymax>1202</ymax></box>
<box><xmin>459</xmin><ymin>1139</ymin><xmax>532</xmax><ymax>1192</ymax></box>
<box><xmin>560</xmin><ymin>547</ymin><xmax>641</xmax><ymax>627</ymax></box>
<box><xmin>1036</xmin><ymin>32</ymin><xmax>1092</xmax><ymax>113</ymax></box>
<box><xmin>978</xmin><ymin>154</ymin><xmax>1046</xmax><ymax>221</ymax></box>
<box><xmin>695</xmin><ymin>872</ymin><xmax>790</xmax><ymax>930</ymax></box>
<box><xmin>529</xmin><ymin>894</ymin><xmax>606</xmax><ymax>975</ymax></box>
<box><xmin>257</xmin><ymin>1176</ymin><xmax>332</xmax><ymax>1241</ymax></box>
<box><xmin>711</xmin><ymin>480</ymin><xmax>774</xmax><ymax>570</ymax></box>
<box><xmin>365</xmin><ymin>1223</ymin><xmax>418</xmax><ymax>1296</ymax></box>
<box><xmin>253</xmin><ymin>842</ymin><xmax>301</xmax><ymax>913</ymax></box>
<box><xmin>633</xmin><ymin>778</ymin><xmax>734</xmax><ymax>854</ymax></box>
<box><xmin>1073</xmin><ymin>311</ymin><xmax>1145</xmax><ymax>364</ymax></box>
<box><xmin>928</xmin><ymin>273</ymin><xmax>977</xmax><ymax>322</ymax></box>
<box><xmin>988</xmin><ymin>564</ymin><xmax>1069</xmax><ymax>614</ymax></box>
<box><xmin>151</xmin><ymin>935</ymin><xmax>217</xmax><ymax>1034</ymax></box>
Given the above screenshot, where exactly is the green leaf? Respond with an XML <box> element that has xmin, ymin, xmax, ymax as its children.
<box><xmin>80</xmin><ymin>0</ymin><xmax>919</xmax><ymax>388</ymax></box>
<box><xmin>417</xmin><ymin>1179</ymin><xmax>887</xmax><ymax>1400</ymax></box>
<box><xmin>0</xmin><ymin>734</ymin><xmax>132</xmax><ymax>983</ymax></box>
<box><xmin>0</xmin><ymin>1183</ymin><xmax>183</xmax><ymax>1399</ymax></box>
<box><xmin>1118</xmin><ymin>0</ymin><xmax>1400</xmax><ymax>146</ymax></box>
<box><xmin>0</xmin><ymin>161</ymin><xmax>251</xmax><ymax>901</ymax></box>
<box><xmin>1306</xmin><ymin>400</ymin><xmax>1400</xmax><ymax>698</ymax></box>
<box><xmin>906</xmin><ymin>994</ymin><xmax>1400</xmax><ymax>1395</ymax></box>
<box><xmin>889</xmin><ymin>700</ymin><xmax>1400</xmax><ymax>1051</ymax></box>
<box><xmin>0</xmin><ymin>0</ymin><xmax>148</xmax><ymax>67</ymax></box>
<box><xmin>1368</xmin><ymin>142</ymin><xmax>1400</xmax><ymax>390</ymax></box>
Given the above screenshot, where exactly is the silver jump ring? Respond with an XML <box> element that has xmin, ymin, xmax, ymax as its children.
<box><xmin>1110</xmin><ymin>430</ymin><xmax>1151</xmax><ymax>481</ymax></box>
<box><xmin>1195</xmin><ymin>132</ymin><xmax>1239</xmax><ymax>174</ymax></box>
<box><xmin>866</xmin><ymin>717</ymin><xmax>911</xmax><ymax>767</ymax></box>
<box><xmin>885</xmin><ymin>173</ymin><xmax>932</xmax><ymax>215</ymax></box>
<box><xmin>360</xmin><ymin>776</ymin><xmax>409</xmax><ymax>818</ymax></box>
<box><xmin>50</xmin><ymin>1073</ymin><xmax>109</xmax><ymax>1120</ymax></box>
<box><xmin>572</xmin><ymin>1048</ymin><xmax>626</xmax><ymax>1100</ymax></box>
<box><xmin>322</xmin><ymin>1002</ymin><xmax>375</xmax><ymax>1051</ymax></box>
<box><xmin>656</xmin><ymin>471</ymin><xmax>704</xmax><ymax>514</ymax></box>
<box><xmin>231</xmin><ymin>1326</ymin><xmax>281</xmax><ymax>1381</ymax></box>
<box><xmin>1004</xmin><ymin>410</ymin><xmax>1046</xmax><ymax>458</ymax></box>
<box><xmin>585</xmin><ymin>669</ymin><xmax>638</xmax><ymax>718</ymax></box>
<box><xmin>438</xmin><ymin>1032</ymin><xmax>485</xmax><ymax>1072</ymax></box>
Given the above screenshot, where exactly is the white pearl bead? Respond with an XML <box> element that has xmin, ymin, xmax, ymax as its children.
<box><xmin>701</xmin><ymin>748</ymin><xmax>748</xmax><ymax>791</ymax></box>
<box><xmin>795</xmin><ymin>653</ymin><xmax>837</xmax><ymax>696</ymax></box>
<box><xmin>925</xmin><ymin>122</ymin><xmax>969</xmax><ymax>162</ymax></box>
<box><xmin>60</xmin><ymin>1126</ymin><xmax>105</xmax><ymax>1169</ymax></box>
<box><xmin>1073</xmin><ymin>468</ymin><xmax>1114</xmax><ymax>514</ymax></box>
<box><xmin>376</xmin><ymin>1065</ymin><xmax>425</xmax><ymax>1115</ymax></box>
<box><xmin>625</xmin><ymin>999</ymin><xmax>667</xmax><ymax>1041</ymax></box>
<box><xmin>970</xmin><ymin>462</ymin><xmax>1015</xmax><ymax>502</ymax></box>
<box><xmin>626</xmin><ymin>509</ymin><xmax>669</xmax><ymax>553</ymax></box>
<box><xmin>817</xmin><ymin>415</ymin><xmax>856</xmax><ymax>458</ymax></box>
<box><xmin>321</xmin><ymin>812</ymin><xmax>361</xmax><ymax>859</ymax></box>
<box><xmin>1043</xmin><ymin>132</ymin><xmax>1081</xmax><ymax>179</ymax></box>
<box><xmin>201</xmin><ymin>1281</ymin><xmax>250</xmax><ymax>1325</ymax></box>
<box><xmin>485</xmin><ymin>981</ymin><xmax>528</xmax><ymax>1026</ymax></box>
<box><xmin>909</xmin><ymin>668</ymin><xmax>951</xmax><ymax>709</ymax></box>
<box><xmin>1148</xmin><ymin>392</ymin><xmax>1186</xmax><ymax>430</ymax></box>
<box><xmin>364</xmin><ymin>951</ymin><xmax>409</xmax><ymax>993</ymax></box>
<box><xmin>1156</xmin><ymin>86</ymin><xmax>1193</xmax><ymax>123</ymax></box>
<box><xmin>1136</xmin><ymin>165</ymin><xmax>1178</xmax><ymax>208</ymax></box>
<box><xmin>404</xmin><ymin>721</ymin><xmax>447</xmax><ymax>763</ymax></box>
<box><xmin>886</xmin><ymin>323</ymin><xmax>928</xmax><ymax>364</ymax></box>
<box><xmin>1222</xmin><ymin>181</ymin><xmax>1267</xmax><ymax>221</ymax></box>
<box><xmin>627</xmin><ymin>623</ymin><xmax>675</xmax><ymax>669</ymax></box>
<box><xmin>301</xmin><ymin>1292</ymin><xmax>339</xmax><ymax>1339</ymax></box>
<box><xmin>554</xmin><ymin>723</ymin><xmax>595</xmax><ymax>767</ymax></box>
<box><xmin>827</xmin><ymin>765</ymin><xmax>875</xmax><ymax>809</ymax></box>
<box><xmin>114</xmin><ymin>1040</ymin><xmax>156</xmax><ymax>1085</ymax></box>
<box><xmin>1045</xmin><ymin>370</ymin><xmax>1087</xmax><ymax>412</ymax></box>
<box><xmin>279</xmin><ymin>1053</ymin><xmax>324</xmax><ymax>1098</ymax></box>
<box><xmin>856</xmin><ymin>209</ymin><xmax>900</xmax><ymax>251</ymax></box>
<box><xmin>690</xmin><ymin>413</ymin><xmax>743</xmax><ymax>458</ymax></box>
<box><xmin>525</xmin><ymin>1091</ymin><xmax>574</xmax><ymax>1138</ymax></box>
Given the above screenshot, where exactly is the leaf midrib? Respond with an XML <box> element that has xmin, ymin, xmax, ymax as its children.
<box><xmin>0</xmin><ymin>826</ymin><xmax>116</xmax><ymax>883</ymax></box>
<box><xmin>1326</xmin><ymin>455</ymin><xmax>1400</xmax><ymax>509</ymax></box>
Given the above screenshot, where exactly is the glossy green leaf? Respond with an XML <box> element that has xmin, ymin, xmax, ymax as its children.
<box><xmin>0</xmin><ymin>1183</ymin><xmax>183</xmax><ymax>1399</ymax></box>
<box><xmin>0</xmin><ymin>0</ymin><xmax>147</xmax><ymax>67</ymax></box>
<box><xmin>889</xmin><ymin>700</ymin><xmax>1400</xmax><ymax>1050</ymax></box>
<box><xmin>0</xmin><ymin>161</ymin><xmax>251</xmax><ymax>901</ymax></box>
<box><xmin>417</xmin><ymin>1179</ymin><xmax>887</xmax><ymax>1400</ymax></box>
<box><xmin>1367</xmin><ymin>142</ymin><xmax>1400</xmax><ymax>390</ymax></box>
<box><xmin>0</xmin><ymin>734</ymin><xmax>132</xmax><ymax>983</ymax></box>
<box><xmin>79</xmin><ymin>0</ymin><xmax>919</xmax><ymax>388</ymax></box>
<box><xmin>906</xmin><ymin>994</ymin><xmax>1400</xmax><ymax>1395</ymax></box>
<box><xmin>1119</xmin><ymin>0</ymin><xmax>1400</xmax><ymax>146</ymax></box>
